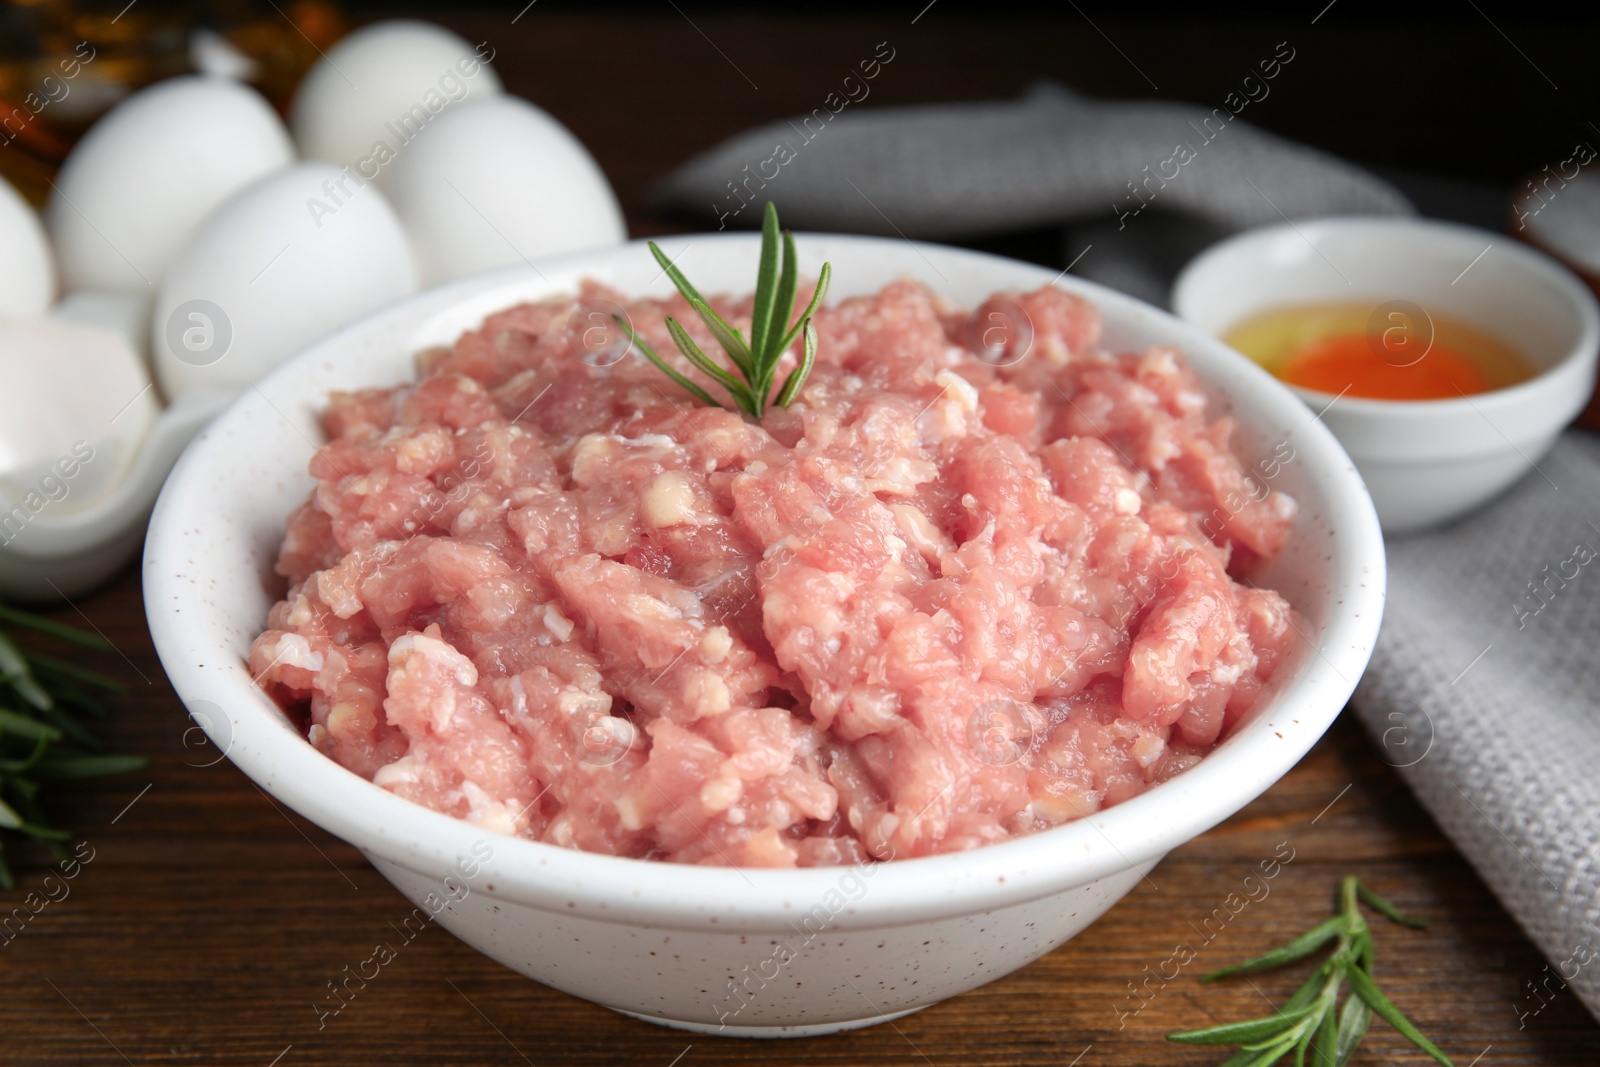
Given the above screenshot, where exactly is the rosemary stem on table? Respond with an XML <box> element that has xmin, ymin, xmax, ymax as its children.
<box><xmin>0</xmin><ymin>602</ymin><xmax>144</xmax><ymax>889</ymax></box>
<box><xmin>1168</xmin><ymin>875</ymin><xmax>1453</xmax><ymax>1067</ymax></box>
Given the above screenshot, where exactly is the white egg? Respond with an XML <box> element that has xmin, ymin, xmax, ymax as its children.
<box><xmin>0</xmin><ymin>175</ymin><xmax>56</xmax><ymax>316</ymax></box>
<box><xmin>384</xmin><ymin>95</ymin><xmax>626</xmax><ymax>285</ymax></box>
<box><xmin>152</xmin><ymin>162</ymin><xmax>418</xmax><ymax>399</ymax></box>
<box><xmin>189</xmin><ymin>28</ymin><xmax>260</xmax><ymax>82</ymax></box>
<box><xmin>46</xmin><ymin>76</ymin><xmax>294</xmax><ymax>295</ymax></box>
<box><xmin>290</xmin><ymin>19</ymin><xmax>502</xmax><ymax>184</ymax></box>
<box><xmin>0</xmin><ymin>316</ymin><xmax>158</xmax><ymax>514</ymax></box>
<box><xmin>48</xmin><ymin>291</ymin><xmax>152</xmax><ymax>363</ymax></box>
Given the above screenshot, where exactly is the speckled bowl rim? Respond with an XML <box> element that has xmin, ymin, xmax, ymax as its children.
<box><xmin>144</xmin><ymin>233</ymin><xmax>1385</xmax><ymax>933</ymax></box>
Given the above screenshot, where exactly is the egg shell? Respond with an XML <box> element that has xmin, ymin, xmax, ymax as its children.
<box><xmin>0</xmin><ymin>316</ymin><xmax>158</xmax><ymax>513</ymax></box>
<box><xmin>46</xmin><ymin>76</ymin><xmax>294</xmax><ymax>295</ymax></box>
<box><xmin>152</xmin><ymin>162</ymin><xmax>419</xmax><ymax>399</ymax></box>
<box><xmin>190</xmin><ymin>28</ymin><xmax>261</xmax><ymax>82</ymax></box>
<box><xmin>0</xmin><ymin>175</ymin><xmax>56</xmax><ymax>316</ymax></box>
<box><xmin>48</xmin><ymin>291</ymin><xmax>153</xmax><ymax>363</ymax></box>
<box><xmin>384</xmin><ymin>95</ymin><xmax>626</xmax><ymax>285</ymax></box>
<box><xmin>290</xmin><ymin>19</ymin><xmax>503</xmax><ymax>185</ymax></box>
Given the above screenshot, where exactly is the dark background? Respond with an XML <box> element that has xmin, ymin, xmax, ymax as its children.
<box><xmin>368</xmin><ymin>1</ymin><xmax>1600</xmax><ymax>272</ymax></box>
<box><xmin>357</xmin><ymin>0</ymin><xmax>1599</xmax><ymax>211</ymax></box>
<box><xmin>2</xmin><ymin>3</ymin><xmax>1599</xmax><ymax>1065</ymax></box>
<box><xmin>9</xmin><ymin>2</ymin><xmax>1598</xmax><ymax>230</ymax></box>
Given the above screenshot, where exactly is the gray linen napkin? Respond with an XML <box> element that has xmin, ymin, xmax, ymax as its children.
<box><xmin>1353</xmin><ymin>432</ymin><xmax>1600</xmax><ymax>1022</ymax></box>
<box><xmin>653</xmin><ymin>82</ymin><xmax>1413</xmax><ymax>303</ymax></box>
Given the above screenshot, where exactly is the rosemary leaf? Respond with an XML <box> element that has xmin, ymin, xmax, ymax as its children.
<box><xmin>1203</xmin><ymin>916</ymin><xmax>1346</xmax><ymax>981</ymax></box>
<box><xmin>771</xmin><ymin>230</ymin><xmax>800</xmax><ymax>355</ymax></box>
<box><xmin>1310</xmin><ymin>992</ymin><xmax>1338</xmax><ymax>1067</ymax></box>
<box><xmin>1168</xmin><ymin>1003</ymin><xmax>1318</xmax><ymax>1046</ymax></box>
<box><xmin>0</xmin><ymin>634</ymin><xmax>52</xmax><ymax>710</ymax></box>
<box><xmin>45</xmin><ymin>683</ymin><xmax>111</xmax><ymax>720</ymax></box>
<box><xmin>0</xmin><ymin>605</ymin><xmax>112</xmax><ymax>650</ymax></box>
<box><xmin>1356</xmin><ymin>881</ymin><xmax>1428</xmax><ymax>929</ymax></box>
<box><xmin>774</xmin><ymin>320</ymin><xmax>818</xmax><ymax>409</ymax></box>
<box><xmin>1280</xmin><ymin>963</ymin><xmax>1337</xmax><ymax>1014</ymax></box>
<box><xmin>0</xmin><ymin>708</ymin><xmax>63</xmax><ymax>743</ymax></box>
<box><xmin>32</xmin><ymin>753</ymin><xmax>148</xmax><ymax>781</ymax></box>
<box><xmin>31</xmin><ymin>704</ymin><xmax>103</xmax><ymax>750</ymax></box>
<box><xmin>649</xmin><ymin>241</ymin><xmax>713</xmax><ymax>311</ymax></box>
<box><xmin>1345</xmin><ymin>965</ymin><xmax>1453</xmax><ymax>1066</ymax></box>
<box><xmin>1354</xmin><ymin>928</ymin><xmax>1374</xmax><ymax>972</ymax></box>
<box><xmin>1240</xmin><ymin>1036</ymin><xmax>1298</xmax><ymax>1067</ymax></box>
<box><xmin>615</xmin><ymin>317</ymin><xmax>724</xmax><ymax>409</ymax></box>
<box><xmin>747</xmin><ymin>202</ymin><xmax>783</xmax><ymax>364</ymax></box>
<box><xmin>686</xmin><ymin>295</ymin><xmax>754</xmax><ymax>378</ymax></box>
<box><xmin>1333</xmin><ymin>994</ymin><xmax>1371</xmax><ymax>1067</ymax></box>
<box><xmin>0</xmin><ymin>732</ymin><xmax>54</xmax><ymax>773</ymax></box>
<box><xmin>664</xmin><ymin>317</ymin><xmax>755</xmax><ymax>412</ymax></box>
<box><xmin>24</xmin><ymin>651</ymin><xmax>128</xmax><ymax>693</ymax></box>
<box><xmin>774</xmin><ymin>261</ymin><xmax>834</xmax><ymax>363</ymax></box>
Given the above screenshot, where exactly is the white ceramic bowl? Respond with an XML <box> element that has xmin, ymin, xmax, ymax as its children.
<box><xmin>1172</xmin><ymin>217</ymin><xmax>1600</xmax><ymax>533</ymax></box>
<box><xmin>144</xmin><ymin>234</ymin><xmax>1385</xmax><ymax>1037</ymax></box>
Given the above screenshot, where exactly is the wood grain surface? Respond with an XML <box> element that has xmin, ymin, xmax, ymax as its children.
<box><xmin>3</xmin><ymin>8</ymin><xmax>1598</xmax><ymax>1065</ymax></box>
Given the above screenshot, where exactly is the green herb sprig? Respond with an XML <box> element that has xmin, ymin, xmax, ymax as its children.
<box><xmin>1168</xmin><ymin>876</ymin><xmax>1453</xmax><ymax>1067</ymax></box>
<box><xmin>617</xmin><ymin>201</ymin><xmax>832</xmax><ymax>419</ymax></box>
<box><xmin>0</xmin><ymin>602</ymin><xmax>145</xmax><ymax>889</ymax></box>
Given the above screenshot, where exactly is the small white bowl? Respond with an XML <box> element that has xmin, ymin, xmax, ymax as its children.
<box><xmin>1172</xmin><ymin>217</ymin><xmax>1600</xmax><ymax>533</ymax></box>
<box><xmin>144</xmin><ymin>234</ymin><xmax>1384</xmax><ymax>1036</ymax></box>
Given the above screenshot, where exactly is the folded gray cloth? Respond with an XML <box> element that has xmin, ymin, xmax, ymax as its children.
<box><xmin>1353</xmin><ymin>432</ymin><xmax>1600</xmax><ymax>1023</ymax></box>
<box><xmin>653</xmin><ymin>82</ymin><xmax>1411</xmax><ymax>303</ymax></box>
<box><xmin>653</xmin><ymin>81</ymin><xmax>1412</xmax><ymax>242</ymax></box>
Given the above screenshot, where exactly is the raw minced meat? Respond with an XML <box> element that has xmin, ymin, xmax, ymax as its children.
<box><xmin>249</xmin><ymin>277</ymin><xmax>1297</xmax><ymax>867</ymax></box>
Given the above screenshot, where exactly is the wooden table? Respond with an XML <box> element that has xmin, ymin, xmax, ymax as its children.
<box><xmin>5</xmin><ymin>8</ymin><xmax>1598</xmax><ymax>1065</ymax></box>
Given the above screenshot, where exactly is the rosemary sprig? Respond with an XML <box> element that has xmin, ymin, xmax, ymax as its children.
<box><xmin>616</xmin><ymin>201</ymin><xmax>832</xmax><ymax>418</ymax></box>
<box><xmin>0</xmin><ymin>602</ymin><xmax>145</xmax><ymax>889</ymax></box>
<box><xmin>1168</xmin><ymin>876</ymin><xmax>1453</xmax><ymax>1067</ymax></box>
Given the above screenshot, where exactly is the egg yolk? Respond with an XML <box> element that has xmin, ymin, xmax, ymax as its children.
<box><xmin>1278</xmin><ymin>332</ymin><xmax>1490</xmax><ymax>400</ymax></box>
